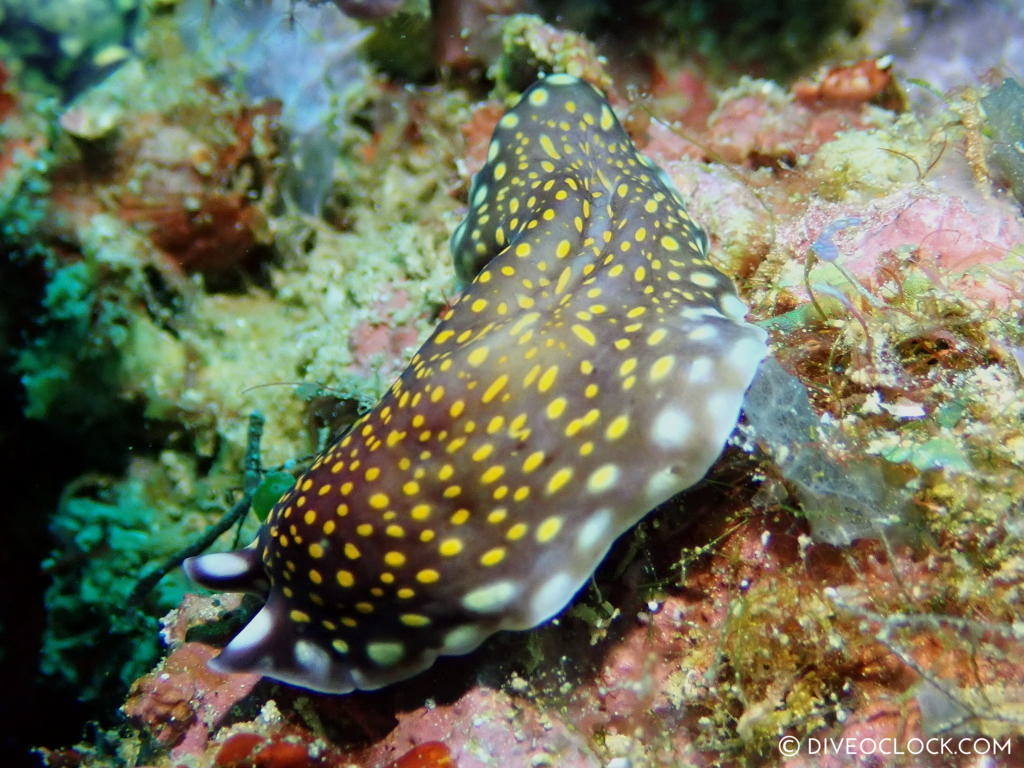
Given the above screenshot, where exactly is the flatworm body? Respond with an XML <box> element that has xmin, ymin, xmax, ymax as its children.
<box><xmin>185</xmin><ymin>74</ymin><xmax>768</xmax><ymax>693</ymax></box>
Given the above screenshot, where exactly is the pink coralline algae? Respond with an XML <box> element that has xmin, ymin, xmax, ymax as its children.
<box><xmin>123</xmin><ymin>642</ymin><xmax>261</xmax><ymax>757</ymax></box>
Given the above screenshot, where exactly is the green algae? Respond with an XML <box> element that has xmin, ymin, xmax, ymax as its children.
<box><xmin>41</xmin><ymin>452</ymin><xmax>253</xmax><ymax>701</ymax></box>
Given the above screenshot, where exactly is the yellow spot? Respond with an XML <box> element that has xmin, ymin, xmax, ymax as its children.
<box><xmin>309</xmin><ymin>569</ymin><xmax>322</xmax><ymax>584</ymax></box>
<box><xmin>450</xmin><ymin>508</ymin><xmax>470</xmax><ymax>525</ymax></box>
<box><xmin>555</xmin><ymin>266</ymin><xmax>572</xmax><ymax>294</ymax></box>
<box><xmin>386</xmin><ymin>524</ymin><xmax>405</xmax><ymax>537</ymax></box>
<box><xmin>487</xmin><ymin>415</ymin><xmax>505</xmax><ymax>434</ymax></box>
<box><xmin>355</xmin><ymin>602</ymin><xmax>374</xmax><ymax>614</ymax></box>
<box><xmin>403</xmin><ymin>480</ymin><xmax>420</xmax><ymax>496</ymax></box>
<box><xmin>481</xmin><ymin>374</ymin><xmax>509</xmax><ymax>404</ymax></box>
<box><xmin>538</xmin><ymin>365</ymin><xmax>559</xmax><ymax>392</ymax></box>
<box><xmin>443</xmin><ymin>485</ymin><xmax>462</xmax><ymax>498</ymax></box>
<box><xmin>384</xmin><ymin>551</ymin><xmax>406</xmax><ymax>567</ymax></box>
<box><xmin>634</xmin><ymin>266</ymin><xmax>646</xmax><ymax>281</ymax></box>
<box><xmin>369</xmin><ymin>492</ymin><xmax>389</xmax><ymax>510</ymax></box>
<box><xmin>290</xmin><ymin>609</ymin><xmax>311</xmax><ymax>623</ymax></box>
<box><xmin>487</xmin><ymin>508</ymin><xmax>508</xmax><ymax>524</ymax></box>
<box><xmin>417</xmin><ymin>568</ymin><xmax>440</xmax><ymax>584</ymax></box>
<box><xmin>411</xmin><ymin>503</ymin><xmax>431</xmax><ymax>520</ymax></box>
<box><xmin>600</xmin><ymin>105</ymin><xmax>615</xmax><ymax>130</ymax></box>
<box><xmin>439</xmin><ymin>538</ymin><xmax>463</xmax><ymax>557</ymax></box>
<box><xmin>323</xmin><ymin>520</ymin><xmax>336</xmax><ymax>535</ymax></box>
<box><xmin>515</xmin><ymin>242</ymin><xmax>532</xmax><ymax>258</ymax></box>
<box><xmin>661</xmin><ymin>235</ymin><xmax>680</xmax><ymax>250</ymax></box>
<box><xmin>430</xmin><ymin>386</ymin><xmax>445</xmax><ymax>403</ymax></box>
<box><xmin>397</xmin><ymin>587</ymin><xmax>415</xmax><ymax>599</ymax></box>
<box><xmin>529</xmin><ymin>87</ymin><xmax>549</xmax><ymax>106</ymax></box>
<box><xmin>336</xmin><ymin>570</ymin><xmax>355</xmax><ymax>587</ymax></box>
<box><xmin>438</xmin><ymin>463</ymin><xmax>455</xmax><ymax>480</ymax></box>
<box><xmin>481</xmin><ymin>465</ymin><xmax>505</xmax><ymax>484</ymax></box>
<box><xmin>356</xmin><ymin>523</ymin><xmax>373</xmax><ymax>536</ymax></box>
<box><xmin>513</xmin><ymin>486</ymin><xmax>530</xmax><ymax>502</ymax></box>
<box><xmin>344</xmin><ymin>543</ymin><xmax>360</xmax><ymax>559</ymax></box>
<box><xmin>546</xmin><ymin>397</ymin><xmax>567</xmax><ymax>419</ymax></box>
<box><xmin>493</xmin><ymin>162</ymin><xmax>507</xmax><ymax>181</ymax></box>
<box><xmin>472</xmin><ymin>444</ymin><xmax>493</xmax><ymax>462</ymax></box>
<box><xmin>556</xmin><ymin>240</ymin><xmax>571</xmax><ymax>258</ymax></box>
<box><xmin>539</xmin><ymin>133</ymin><xmax>561</xmax><ymax>160</ymax></box>
<box><xmin>546</xmin><ymin>467</ymin><xmax>573</xmax><ymax>494</ymax></box>
<box><xmin>523</xmin><ymin>451</ymin><xmax>545</xmax><ymax>473</ymax></box>
<box><xmin>470</xmin><ymin>298</ymin><xmax>488</xmax><ymax>312</ymax></box>
<box><xmin>467</xmin><ymin>346</ymin><xmax>489</xmax><ymax>366</ymax></box>
<box><xmin>420</xmin><ymin>529</ymin><xmax>435</xmax><ymax>542</ymax></box>
<box><xmin>400</xmin><ymin>613</ymin><xmax>431</xmax><ymax>627</ymax></box>
<box><xmin>507</xmin><ymin>522</ymin><xmax>528</xmax><ymax>540</ymax></box>
<box><xmin>499</xmin><ymin>112</ymin><xmax>519</xmax><ymax>128</ymax></box>
<box><xmin>332</xmin><ymin>638</ymin><xmax>349</xmax><ymax>654</ymax></box>
<box><xmin>587</xmin><ymin>464</ymin><xmax>620</xmax><ymax>493</ymax></box>
<box><xmin>537</xmin><ymin>516</ymin><xmax>564</xmax><ymax>542</ymax></box>
<box><xmin>606</xmin><ymin>415</ymin><xmax>629</xmax><ymax>440</ymax></box>
<box><xmin>450</xmin><ymin>400</ymin><xmax>465</xmax><ymax>418</ymax></box>
<box><xmin>365</xmin><ymin>467</ymin><xmax>381</xmax><ymax>481</ymax></box>
<box><xmin>647</xmin><ymin>328</ymin><xmax>668</xmax><ymax>345</ymax></box>
<box><xmin>619</xmin><ymin>357</ymin><xmax>637</xmax><ymax>376</ymax></box>
<box><xmin>480</xmin><ymin>547</ymin><xmax>507</xmax><ymax>566</ymax></box>
<box><xmin>304</xmin><ymin>510</ymin><xmax>316</xmax><ymax>525</ymax></box>
<box><xmin>571</xmin><ymin>323</ymin><xmax>596</xmax><ymax>346</ymax></box>
<box><xmin>308</xmin><ymin>543</ymin><xmax>325</xmax><ymax>559</ymax></box>
<box><xmin>651</xmin><ymin>354</ymin><xmax>675</xmax><ymax>381</ymax></box>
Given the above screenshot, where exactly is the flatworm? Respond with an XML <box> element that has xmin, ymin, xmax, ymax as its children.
<box><xmin>185</xmin><ymin>73</ymin><xmax>768</xmax><ymax>693</ymax></box>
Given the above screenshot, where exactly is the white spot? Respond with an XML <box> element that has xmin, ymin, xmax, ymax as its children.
<box><xmin>294</xmin><ymin>639</ymin><xmax>331</xmax><ymax>678</ymax></box>
<box><xmin>223</xmin><ymin>604</ymin><xmax>273</xmax><ymax>654</ymax></box>
<box><xmin>442</xmin><ymin>624</ymin><xmax>486</xmax><ymax>654</ymax></box>
<box><xmin>645</xmin><ymin>467</ymin><xmax>685</xmax><ymax>503</ymax></box>
<box><xmin>472</xmin><ymin>183</ymin><xmax>488</xmax><ymax>207</ymax></box>
<box><xmin>545</xmin><ymin>73</ymin><xmax>578</xmax><ymax>86</ymax></box>
<box><xmin>688</xmin><ymin>325</ymin><xmax>717</xmax><ymax>341</ymax></box>
<box><xmin>366</xmin><ymin>640</ymin><xmax>405</xmax><ymax>667</ymax></box>
<box><xmin>689</xmin><ymin>356</ymin><xmax>712</xmax><ymax>384</ymax></box>
<box><xmin>487</xmin><ymin>139</ymin><xmax>500</xmax><ymax>161</ymax></box>
<box><xmin>652</xmin><ymin>407</ymin><xmax>692</xmax><ymax>448</ymax></box>
<box><xmin>726</xmin><ymin>336</ymin><xmax>769</xmax><ymax>375</ymax></box>
<box><xmin>462</xmin><ymin>580</ymin><xmax>518</xmax><ymax>613</ymax></box>
<box><xmin>194</xmin><ymin>552</ymin><xmax>251</xmax><ymax>580</ymax></box>
<box><xmin>529</xmin><ymin>572</ymin><xmax>575</xmax><ymax>623</ymax></box>
<box><xmin>720</xmin><ymin>293</ymin><xmax>750</xmax><ymax>321</ymax></box>
<box><xmin>708</xmin><ymin>393</ymin><xmax>731</xmax><ymax>417</ymax></box>
<box><xmin>576</xmin><ymin>508</ymin><xmax>613</xmax><ymax>552</ymax></box>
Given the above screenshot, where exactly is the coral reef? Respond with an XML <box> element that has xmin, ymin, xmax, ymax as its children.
<box><xmin>7</xmin><ymin>1</ymin><xmax>1024</xmax><ymax>767</ymax></box>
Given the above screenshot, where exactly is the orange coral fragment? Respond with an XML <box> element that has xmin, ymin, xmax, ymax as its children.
<box><xmin>386</xmin><ymin>741</ymin><xmax>456</xmax><ymax>768</ymax></box>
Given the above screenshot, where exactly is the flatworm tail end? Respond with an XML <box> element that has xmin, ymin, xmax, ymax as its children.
<box><xmin>183</xmin><ymin>548</ymin><xmax>267</xmax><ymax>593</ymax></box>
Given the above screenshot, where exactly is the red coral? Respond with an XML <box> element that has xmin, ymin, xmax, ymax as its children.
<box><xmin>216</xmin><ymin>733</ymin><xmax>264</xmax><ymax>767</ymax></box>
<box><xmin>252</xmin><ymin>741</ymin><xmax>312</xmax><ymax>768</ymax></box>
<box><xmin>386</xmin><ymin>742</ymin><xmax>455</xmax><ymax>768</ymax></box>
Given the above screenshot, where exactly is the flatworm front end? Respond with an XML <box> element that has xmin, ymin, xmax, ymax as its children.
<box><xmin>185</xmin><ymin>73</ymin><xmax>768</xmax><ymax>693</ymax></box>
